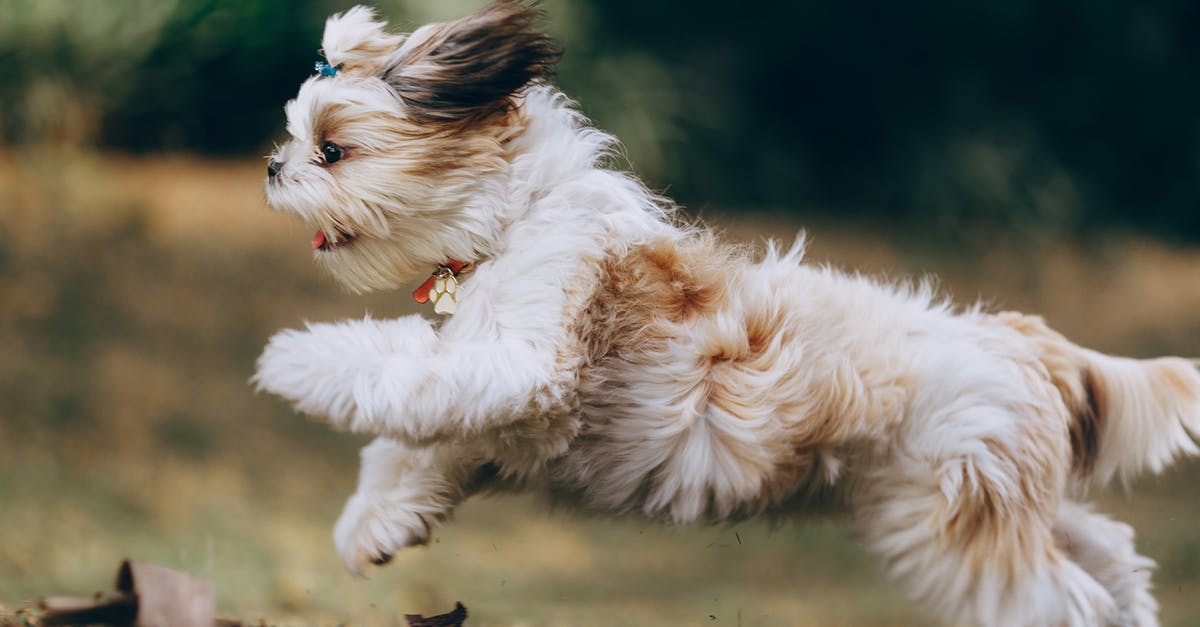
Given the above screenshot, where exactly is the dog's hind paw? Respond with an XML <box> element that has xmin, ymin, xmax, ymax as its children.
<box><xmin>333</xmin><ymin>490</ymin><xmax>435</xmax><ymax>577</ymax></box>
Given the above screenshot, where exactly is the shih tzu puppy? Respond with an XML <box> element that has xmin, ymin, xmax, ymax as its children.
<box><xmin>254</xmin><ymin>3</ymin><xmax>1200</xmax><ymax>625</ymax></box>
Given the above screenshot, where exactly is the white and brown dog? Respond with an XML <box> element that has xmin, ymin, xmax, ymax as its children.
<box><xmin>254</xmin><ymin>3</ymin><xmax>1200</xmax><ymax>625</ymax></box>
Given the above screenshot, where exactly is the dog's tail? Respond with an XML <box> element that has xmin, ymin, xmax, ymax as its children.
<box><xmin>998</xmin><ymin>312</ymin><xmax>1200</xmax><ymax>485</ymax></box>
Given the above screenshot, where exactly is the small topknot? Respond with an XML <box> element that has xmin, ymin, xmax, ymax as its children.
<box><xmin>322</xmin><ymin>6</ymin><xmax>404</xmax><ymax>77</ymax></box>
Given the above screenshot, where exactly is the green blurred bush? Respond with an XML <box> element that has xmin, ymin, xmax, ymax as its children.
<box><xmin>2</xmin><ymin>0</ymin><xmax>1198</xmax><ymax>240</ymax></box>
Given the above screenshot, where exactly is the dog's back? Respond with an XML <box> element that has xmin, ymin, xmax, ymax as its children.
<box><xmin>557</xmin><ymin>231</ymin><xmax>969</xmax><ymax>522</ymax></box>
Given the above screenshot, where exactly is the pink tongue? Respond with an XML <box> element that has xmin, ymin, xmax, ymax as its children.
<box><xmin>311</xmin><ymin>231</ymin><xmax>326</xmax><ymax>250</ymax></box>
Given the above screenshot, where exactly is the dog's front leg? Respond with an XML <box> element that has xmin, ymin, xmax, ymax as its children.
<box><xmin>334</xmin><ymin>437</ymin><xmax>486</xmax><ymax>576</ymax></box>
<box><xmin>254</xmin><ymin>314</ymin><xmax>561</xmax><ymax>442</ymax></box>
<box><xmin>253</xmin><ymin>314</ymin><xmax>438</xmax><ymax>425</ymax></box>
<box><xmin>256</xmin><ymin>322</ymin><xmax>561</xmax><ymax>442</ymax></box>
<box><xmin>255</xmin><ymin>256</ymin><xmax>579</xmax><ymax>442</ymax></box>
<box><xmin>377</xmin><ymin>337</ymin><xmax>559</xmax><ymax>443</ymax></box>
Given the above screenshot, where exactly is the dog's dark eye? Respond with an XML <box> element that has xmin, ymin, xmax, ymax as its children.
<box><xmin>321</xmin><ymin>141</ymin><xmax>343</xmax><ymax>164</ymax></box>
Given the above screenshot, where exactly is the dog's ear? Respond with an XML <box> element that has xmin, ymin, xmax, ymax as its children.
<box><xmin>383</xmin><ymin>1</ymin><xmax>561</xmax><ymax>123</ymax></box>
<box><xmin>322</xmin><ymin>6</ymin><xmax>404</xmax><ymax>77</ymax></box>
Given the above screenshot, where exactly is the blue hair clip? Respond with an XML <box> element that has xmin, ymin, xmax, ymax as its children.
<box><xmin>315</xmin><ymin>61</ymin><xmax>338</xmax><ymax>77</ymax></box>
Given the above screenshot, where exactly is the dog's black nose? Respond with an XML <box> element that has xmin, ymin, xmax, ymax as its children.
<box><xmin>267</xmin><ymin>161</ymin><xmax>282</xmax><ymax>177</ymax></box>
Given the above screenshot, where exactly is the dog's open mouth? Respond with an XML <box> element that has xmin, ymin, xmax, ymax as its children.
<box><xmin>312</xmin><ymin>229</ymin><xmax>355</xmax><ymax>252</ymax></box>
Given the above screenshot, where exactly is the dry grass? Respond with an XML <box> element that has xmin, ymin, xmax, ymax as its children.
<box><xmin>1</xmin><ymin>150</ymin><xmax>1198</xmax><ymax>625</ymax></box>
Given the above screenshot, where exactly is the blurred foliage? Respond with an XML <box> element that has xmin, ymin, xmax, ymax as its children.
<box><xmin>1</xmin><ymin>0</ymin><xmax>1198</xmax><ymax>240</ymax></box>
<box><xmin>591</xmin><ymin>1</ymin><xmax>1200</xmax><ymax>235</ymax></box>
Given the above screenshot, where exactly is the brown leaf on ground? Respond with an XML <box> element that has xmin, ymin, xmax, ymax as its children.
<box><xmin>405</xmin><ymin>601</ymin><xmax>468</xmax><ymax>627</ymax></box>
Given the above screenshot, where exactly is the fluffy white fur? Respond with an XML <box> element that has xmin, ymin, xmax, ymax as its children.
<box><xmin>255</xmin><ymin>4</ymin><xmax>1200</xmax><ymax>625</ymax></box>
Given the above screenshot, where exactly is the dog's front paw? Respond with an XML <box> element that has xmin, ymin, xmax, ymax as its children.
<box><xmin>254</xmin><ymin>317</ymin><xmax>440</xmax><ymax>434</ymax></box>
<box><xmin>333</xmin><ymin>490</ymin><xmax>437</xmax><ymax>577</ymax></box>
<box><xmin>253</xmin><ymin>326</ymin><xmax>360</xmax><ymax>424</ymax></box>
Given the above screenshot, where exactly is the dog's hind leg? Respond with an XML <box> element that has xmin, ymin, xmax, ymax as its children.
<box><xmin>856</xmin><ymin>454</ymin><xmax>1118</xmax><ymax>625</ymax></box>
<box><xmin>1053</xmin><ymin>501</ymin><xmax>1159</xmax><ymax>627</ymax></box>
<box><xmin>332</xmin><ymin>437</ymin><xmax>485</xmax><ymax>576</ymax></box>
<box><xmin>853</xmin><ymin>381</ymin><xmax>1120</xmax><ymax>626</ymax></box>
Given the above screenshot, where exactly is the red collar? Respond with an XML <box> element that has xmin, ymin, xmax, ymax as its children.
<box><xmin>412</xmin><ymin>259</ymin><xmax>471</xmax><ymax>304</ymax></box>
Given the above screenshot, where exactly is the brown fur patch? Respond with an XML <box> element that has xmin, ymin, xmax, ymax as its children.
<box><xmin>944</xmin><ymin>466</ymin><xmax>1002</xmax><ymax>543</ymax></box>
<box><xmin>1069</xmin><ymin>368</ymin><xmax>1105</xmax><ymax>476</ymax></box>
<box><xmin>315</xmin><ymin>91</ymin><xmax>527</xmax><ymax>189</ymax></box>
<box><xmin>995</xmin><ymin>311</ymin><xmax>1105</xmax><ymax>478</ymax></box>
<box><xmin>311</xmin><ymin>103</ymin><xmax>349</xmax><ymax>144</ymax></box>
<box><xmin>941</xmin><ymin>422</ymin><xmax>1063</xmax><ymax>580</ymax></box>
<box><xmin>569</xmin><ymin>234</ymin><xmax>822</xmax><ymax>519</ymax></box>
<box><xmin>581</xmin><ymin>234</ymin><xmax>732</xmax><ymax>365</ymax></box>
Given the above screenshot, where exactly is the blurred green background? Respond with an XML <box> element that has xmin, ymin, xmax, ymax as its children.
<box><xmin>1</xmin><ymin>1</ymin><xmax>1198</xmax><ymax>625</ymax></box>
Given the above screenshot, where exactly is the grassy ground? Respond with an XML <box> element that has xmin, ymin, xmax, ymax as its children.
<box><xmin>1</xmin><ymin>150</ymin><xmax>1198</xmax><ymax>625</ymax></box>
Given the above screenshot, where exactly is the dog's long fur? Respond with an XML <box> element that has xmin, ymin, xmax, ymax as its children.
<box><xmin>254</xmin><ymin>4</ymin><xmax>1200</xmax><ymax>625</ymax></box>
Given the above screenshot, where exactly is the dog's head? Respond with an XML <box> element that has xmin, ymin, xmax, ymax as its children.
<box><xmin>265</xmin><ymin>2</ymin><xmax>559</xmax><ymax>292</ymax></box>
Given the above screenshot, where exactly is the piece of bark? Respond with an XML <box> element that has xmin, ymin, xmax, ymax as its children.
<box><xmin>40</xmin><ymin>591</ymin><xmax>136</xmax><ymax>625</ymax></box>
<box><xmin>115</xmin><ymin>561</ymin><xmax>216</xmax><ymax>627</ymax></box>
<box><xmin>405</xmin><ymin>601</ymin><xmax>468</xmax><ymax>627</ymax></box>
<box><xmin>39</xmin><ymin>560</ymin><xmax>237</xmax><ymax>627</ymax></box>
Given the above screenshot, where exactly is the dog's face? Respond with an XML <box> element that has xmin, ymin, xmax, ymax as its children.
<box><xmin>265</xmin><ymin>3</ymin><xmax>558</xmax><ymax>292</ymax></box>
